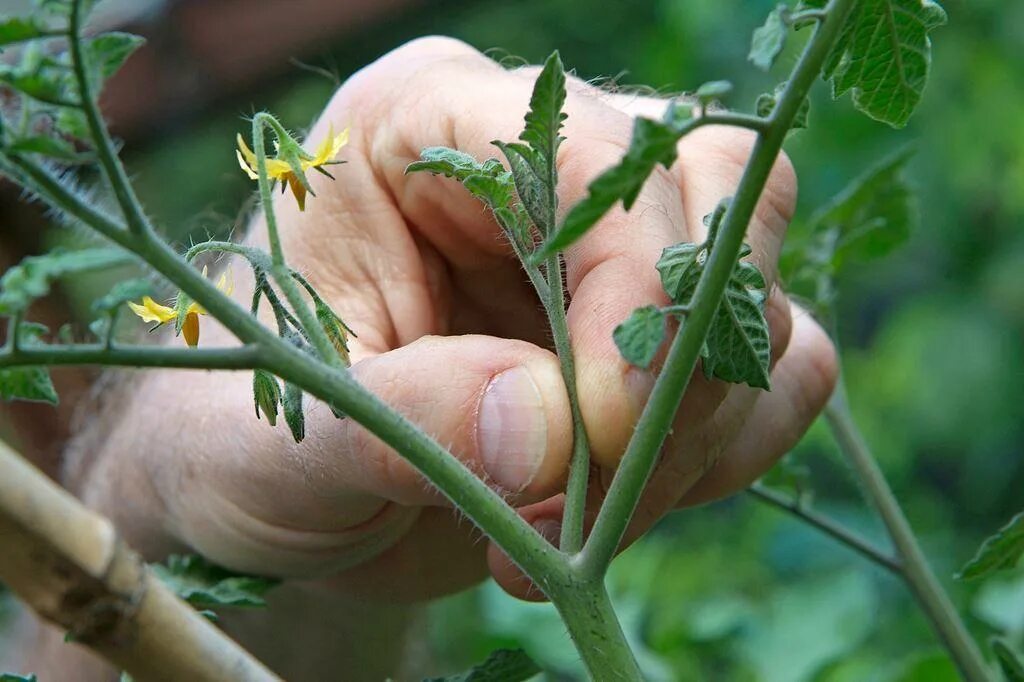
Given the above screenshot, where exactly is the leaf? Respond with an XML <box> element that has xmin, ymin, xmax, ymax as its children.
<box><xmin>0</xmin><ymin>674</ymin><xmax>38</xmax><ymax>682</ymax></box>
<box><xmin>6</xmin><ymin>135</ymin><xmax>84</xmax><ymax>161</ymax></box>
<box><xmin>756</xmin><ymin>82</ymin><xmax>810</xmax><ymax>130</ymax></box>
<box><xmin>85</xmin><ymin>32</ymin><xmax>145</xmax><ymax>84</ymax></box>
<box><xmin>821</xmin><ymin>0</ymin><xmax>947</xmax><ymax>127</ymax></box>
<box><xmin>91</xmin><ymin>279</ymin><xmax>152</xmax><ymax>316</ymax></box>
<box><xmin>957</xmin><ymin>511</ymin><xmax>1024</xmax><ymax>581</ymax></box>
<box><xmin>993</xmin><ymin>638</ymin><xmax>1024</xmax><ymax>682</ymax></box>
<box><xmin>0</xmin><ymin>247</ymin><xmax>132</xmax><ymax>315</ymax></box>
<box><xmin>282</xmin><ymin>382</ymin><xmax>305</xmax><ymax>443</ymax></box>
<box><xmin>749</xmin><ymin>6</ymin><xmax>789</xmax><ymax>71</ymax></box>
<box><xmin>535</xmin><ymin>116</ymin><xmax>680</xmax><ymax>260</ymax></box>
<box><xmin>0</xmin><ymin>17</ymin><xmax>47</xmax><ymax>48</ymax></box>
<box><xmin>151</xmin><ymin>554</ymin><xmax>278</xmax><ymax>609</ymax></box>
<box><xmin>0</xmin><ymin>323</ymin><xmax>57</xmax><ymax>405</ymax></box>
<box><xmin>424</xmin><ymin>648</ymin><xmax>541</xmax><ymax>682</ymax></box>
<box><xmin>695</xmin><ymin>80</ymin><xmax>733</xmax><ymax>103</ymax></box>
<box><xmin>657</xmin><ymin>242</ymin><xmax>705</xmax><ymax>301</ymax></box>
<box><xmin>807</xmin><ymin>146</ymin><xmax>916</xmax><ymax>266</ymax></box>
<box><xmin>613</xmin><ymin>305</ymin><xmax>667</xmax><ymax>369</ymax></box>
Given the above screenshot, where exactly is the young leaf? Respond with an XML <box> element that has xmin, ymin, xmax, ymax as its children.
<box><xmin>6</xmin><ymin>135</ymin><xmax>85</xmax><ymax>162</ymax></box>
<box><xmin>151</xmin><ymin>554</ymin><xmax>279</xmax><ymax>609</ymax></box>
<box><xmin>695</xmin><ymin>80</ymin><xmax>733</xmax><ymax>104</ymax></box>
<box><xmin>535</xmin><ymin>116</ymin><xmax>680</xmax><ymax>260</ymax></box>
<box><xmin>756</xmin><ymin>82</ymin><xmax>810</xmax><ymax>130</ymax></box>
<box><xmin>702</xmin><ymin>274</ymin><xmax>772</xmax><ymax>389</ymax></box>
<box><xmin>613</xmin><ymin>305</ymin><xmax>667</xmax><ymax>369</ymax></box>
<box><xmin>749</xmin><ymin>5</ymin><xmax>789</xmax><ymax>71</ymax></box>
<box><xmin>282</xmin><ymin>381</ymin><xmax>305</xmax><ymax>443</ymax></box>
<box><xmin>424</xmin><ymin>648</ymin><xmax>541</xmax><ymax>682</ymax></box>
<box><xmin>807</xmin><ymin>146</ymin><xmax>916</xmax><ymax>267</ymax></box>
<box><xmin>0</xmin><ymin>323</ymin><xmax>57</xmax><ymax>405</ymax></box>
<box><xmin>992</xmin><ymin>639</ymin><xmax>1024</xmax><ymax>682</ymax></box>
<box><xmin>0</xmin><ymin>674</ymin><xmax>38</xmax><ymax>682</ymax></box>
<box><xmin>956</xmin><ymin>510</ymin><xmax>1024</xmax><ymax>581</ymax></box>
<box><xmin>0</xmin><ymin>17</ymin><xmax>48</xmax><ymax>48</ymax></box>
<box><xmin>84</xmin><ymin>32</ymin><xmax>145</xmax><ymax>83</ymax></box>
<box><xmin>818</xmin><ymin>0</ymin><xmax>947</xmax><ymax>127</ymax></box>
<box><xmin>0</xmin><ymin>248</ymin><xmax>132</xmax><ymax>315</ymax></box>
<box><xmin>656</xmin><ymin>242</ymin><xmax>705</xmax><ymax>301</ymax></box>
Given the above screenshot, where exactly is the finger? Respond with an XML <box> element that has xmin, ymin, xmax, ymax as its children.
<box><xmin>679</xmin><ymin>306</ymin><xmax>838</xmax><ymax>506</ymax></box>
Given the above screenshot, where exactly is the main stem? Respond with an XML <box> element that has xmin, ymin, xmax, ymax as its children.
<box><xmin>826</xmin><ymin>385</ymin><xmax>989</xmax><ymax>681</ymax></box>
<box><xmin>580</xmin><ymin>0</ymin><xmax>859</xmax><ymax>578</ymax></box>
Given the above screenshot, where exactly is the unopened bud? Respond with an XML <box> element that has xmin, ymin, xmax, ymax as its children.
<box><xmin>252</xmin><ymin>369</ymin><xmax>281</xmax><ymax>426</ymax></box>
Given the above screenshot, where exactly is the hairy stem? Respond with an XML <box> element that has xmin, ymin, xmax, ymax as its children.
<box><xmin>826</xmin><ymin>385</ymin><xmax>989</xmax><ymax>681</ymax></box>
<box><xmin>0</xmin><ymin>344</ymin><xmax>263</xmax><ymax>370</ymax></box>
<box><xmin>580</xmin><ymin>0</ymin><xmax>858</xmax><ymax>578</ymax></box>
<box><xmin>748</xmin><ymin>483</ymin><xmax>901</xmax><ymax>574</ymax></box>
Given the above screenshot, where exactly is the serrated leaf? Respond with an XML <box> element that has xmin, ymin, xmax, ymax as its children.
<box><xmin>808</xmin><ymin>146</ymin><xmax>916</xmax><ymax>267</ymax></box>
<box><xmin>91</xmin><ymin>279</ymin><xmax>152</xmax><ymax>315</ymax></box>
<box><xmin>424</xmin><ymin>648</ymin><xmax>541</xmax><ymax>682</ymax></box>
<box><xmin>749</xmin><ymin>6</ymin><xmax>789</xmax><ymax>71</ymax></box>
<box><xmin>657</xmin><ymin>242</ymin><xmax>705</xmax><ymax>301</ymax></box>
<box><xmin>756</xmin><ymin>82</ymin><xmax>810</xmax><ymax>130</ymax></box>
<box><xmin>957</xmin><ymin>511</ymin><xmax>1024</xmax><ymax>581</ymax></box>
<box><xmin>0</xmin><ymin>17</ymin><xmax>47</xmax><ymax>48</ymax></box>
<box><xmin>536</xmin><ymin>116</ymin><xmax>680</xmax><ymax>260</ymax></box>
<box><xmin>0</xmin><ymin>247</ymin><xmax>131</xmax><ymax>315</ymax></box>
<box><xmin>993</xmin><ymin>639</ymin><xmax>1024</xmax><ymax>682</ymax></box>
<box><xmin>494</xmin><ymin>140</ymin><xmax>550</xmax><ymax>236</ymax></box>
<box><xmin>282</xmin><ymin>382</ymin><xmax>305</xmax><ymax>443</ymax></box>
<box><xmin>613</xmin><ymin>305</ymin><xmax>667</xmax><ymax>369</ymax></box>
<box><xmin>0</xmin><ymin>323</ymin><xmax>57</xmax><ymax>405</ymax></box>
<box><xmin>85</xmin><ymin>32</ymin><xmax>144</xmax><ymax>84</ymax></box>
<box><xmin>822</xmin><ymin>0</ymin><xmax>947</xmax><ymax>127</ymax></box>
<box><xmin>151</xmin><ymin>554</ymin><xmax>278</xmax><ymax>609</ymax></box>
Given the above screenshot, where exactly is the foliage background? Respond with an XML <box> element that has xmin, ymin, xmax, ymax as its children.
<box><xmin>1</xmin><ymin>0</ymin><xmax>1022</xmax><ymax>679</ymax></box>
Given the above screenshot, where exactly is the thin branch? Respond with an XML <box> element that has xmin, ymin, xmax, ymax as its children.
<box><xmin>747</xmin><ymin>483</ymin><xmax>902</xmax><ymax>574</ymax></box>
<box><xmin>580</xmin><ymin>0</ymin><xmax>860</xmax><ymax>579</ymax></box>
<box><xmin>0</xmin><ymin>344</ymin><xmax>264</xmax><ymax>370</ymax></box>
<box><xmin>0</xmin><ymin>441</ymin><xmax>280</xmax><ymax>681</ymax></box>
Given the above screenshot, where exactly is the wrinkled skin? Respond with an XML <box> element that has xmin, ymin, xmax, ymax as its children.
<box><xmin>16</xmin><ymin>37</ymin><xmax>837</xmax><ymax>679</ymax></box>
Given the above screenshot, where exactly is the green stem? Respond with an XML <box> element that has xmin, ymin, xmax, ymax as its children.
<box><xmin>825</xmin><ymin>385</ymin><xmax>989</xmax><ymax>681</ymax></box>
<box><xmin>548</xmin><ymin>578</ymin><xmax>643</xmax><ymax>681</ymax></box>
<box><xmin>68</xmin><ymin>0</ymin><xmax>152</xmax><ymax>235</ymax></box>
<box><xmin>546</xmin><ymin>254</ymin><xmax>591</xmax><ymax>554</ymax></box>
<box><xmin>747</xmin><ymin>482</ymin><xmax>901</xmax><ymax>574</ymax></box>
<box><xmin>698</xmin><ymin>112</ymin><xmax>770</xmax><ymax>133</ymax></box>
<box><xmin>580</xmin><ymin>0</ymin><xmax>858</xmax><ymax>579</ymax></box>
<box><xmin>185</xmin><ymin>241</ymin><xmax>270</xmax><ymax>269</ymax></box>
<box><xmin>0</xmin><ymin>344</ymin><xmax>263</xmax><ymax>370</ymax></box>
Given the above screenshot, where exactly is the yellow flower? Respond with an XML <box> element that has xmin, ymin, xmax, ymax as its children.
<box><xmin>236</xmin><ymin>126</ymin><xmax>349</xmax><ymax>211</ymax></box>
<box><xmin>127</xmin><ymin>268</ymin><xmax>233</xmax><ymax>347</ymax></box>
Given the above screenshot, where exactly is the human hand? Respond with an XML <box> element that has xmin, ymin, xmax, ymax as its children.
<box><xmin>76</xmin><ymin>36</ymin><xmax>837</xmax><ymax>603</ymax></box>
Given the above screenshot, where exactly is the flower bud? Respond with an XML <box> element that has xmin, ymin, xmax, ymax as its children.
<box><xmin>315</xmin><ymin>301</ymin><xmax>352</xmax><ymax>366</ymax></box>
<box><xmin>252</xmin><ymin>369</ymin><xmax>281</xmax><ymax>426</ymax></box>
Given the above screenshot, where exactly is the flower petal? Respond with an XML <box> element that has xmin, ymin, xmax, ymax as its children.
<box><xmin>236</xmin><ymin>149</ymin><xmax>259</xmax><ymax>180</ymax></box>
<box><xmin>128</xmin><ymin>296</ymin><xmax>178</xmax><ymax>324</ymax></box>
<box><xmin>286</xmin><ymin>173</ymin><xmax>308</xmax><ymax>211</ymax></box>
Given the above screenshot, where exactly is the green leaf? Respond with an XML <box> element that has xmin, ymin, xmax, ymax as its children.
<box><xmin>0</xmin><ymin>17</ymin><xmax>48</xmax><ymax>48</ymax></box>
<box><xmin>0</xmin><ymin>323</ymin><xmax>57</xmax><ymax>405</ymax></box>
<box><xmin>1</xmin><ymin>674</ymin><xmax>38</xmax><ymax>682</ymax></box>
<box><xmin>85</xmin><ymin>32</ymin><xmax>145</xmax><ymax>84</ymax></box>
<box><xmin>695</xmin><ymin>80</ymin><xmax>733</xmax><ymax>104</ymax></box>
<box><xmin>656</xmin><ymin>242</ymin><xmax>705</xmax><ymax>302</ymax></box>
<box><xmin>993</xmin><ymin>638</ymin><xmax>1024</xmax><ymax>682</ymax></box>
<box><xmin>91</xmin><ymin>279</ymin><xmax>152</xmax><ymax>316</ymax></box>
<box><xmin>957</xmin><ymin>511</ymin><xmax>1024</xmax><ymax>581</ymax></box>
<box><xmin>821</xmin><ymin>0</ymin><xmax>947</xmax><ymax>127</ymax></box>
<box><xmin>6</xmin><ymin>135</ymin><xmax>84</xmax><ymax>161</ymax></box>
<box><xmin>0</xmin><ymin>247</ymin><xmax>132</xmax><ymax>315</ymax></box>
<box><xmin>282</xmin><ymin>382</ymin><xmax>305</xmax><ymax>443</ymax></box>
<box><xmin>0</xmin><ymin>66</ymin><xmax>72</xmax><ymax>106</ymax></box>
<box><xmin>807</xmin><ymin>146</ymin><xmax>916</xmax><ymax>267</ymax></box>
<box><xmin>535</xmin><ymin>116</ymin><xmax>680</xmax><ymax>260</ymax></box>
<box><xmin>613</xmin><ymin>305</ymin><xmax>667</xmax><ymax>369</ymax></box>
<box><xmin>756</xmin><ymin>82</ymin><xmax>810</xmax><ymax>130</ymax></box>
<box><xmin>424</xmin><ymin>648</ymin><xmax>541</xmax><ymax>682</ymax></box>
<box><xmin>749</xmin><ymin>6</ymin><xmax>789</xmax><ymax>71</ymax></box>
<box><xmin>151</xmin><ymin>554</ymin><xmax>278</xmax><ymax>609</ymax></box>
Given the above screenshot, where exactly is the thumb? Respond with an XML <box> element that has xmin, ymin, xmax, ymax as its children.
<box><xmin>333</xmin><ymin>334</ymin><xmax>573</xmax><ymax>507</ymax></box>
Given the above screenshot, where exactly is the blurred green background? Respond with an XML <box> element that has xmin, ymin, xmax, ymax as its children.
<box><xmin>4</xmin><ymin>0</ymin><xmax>1024</xmax><ymax>679</ymax></box>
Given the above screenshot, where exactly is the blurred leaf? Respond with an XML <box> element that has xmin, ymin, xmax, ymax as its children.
<box><xmin>537</xmin><ymin>117</ymin><xmax>679</xmax><ymax>259</ymax></box>
<box><xmin>85</xmin><ymin>32</ymin><xmax>145</xmax><ymax>84</ymax></box>
<box><xmin>91</xmin><ymin>279</ymin><xmax>152</xmax><ymax>316</ymax></box>
<box><xmin>0</xmin><ymin>18</ymin><xmax>50</xmax><ymax>48</ymax></box>
<box><xmin>993</xmin><ymin>638</ymin><xmax>1024</xmax><ymax>682</ymax></box>
<box><xmin>0</xmin><ymin>247</ymin><xmax>131</xmax><ymax>315</ymax></box>
<box><xmin>613</xmin><ymin>305</ymin><xmax>666</xmax><ymax>369</ymax></box>
<box><xmin>0</xmin><ymin>66</ymin><xmax>73</xmax><ymax>106</ymax></box>
<box><xmin>817</xmin><ymin>0</ymin><xmax>947</xmax><ymax>127</ymax></box>
<box><xmin>151</xmin><ymin>554</ymin><xmax>278</xmax><ymax>609</ymax></box>
<box><xmin>749</xmin><ymin>6</ymin><xmax>788</xmax><ymax>71</ymax></box>
<box><xmin>695</xmin><ymin>79</ymin><xmax>733</xmax><ymax>103</ymax></box>
<box><xmin>889</xmin><ymin>651</ymin><xmax>959</xmax><ymax>682</ymax></box>
<box><xmin>6</xmin><ymin>135</ymin><xmax>84</xmax><ymax>161</ymax></box>
<box><xmin>0</xmin><ymin>323</ymin><xmax>57</xmax><ymax>405</ymax></box>
<box><xmin>424</xmin><ymin>648</ymin><xmax>541</xmax><ymax>682</ymax></box>
<box><xmin>972</xmin><ymin>571</ymin><xmax>1024</xmax><ymax>635</ymax></box>
<box><xmin>958</xmin><ymin>511</ymin><xmax>1024</xmax><ymax>581</ymax></box>
<box><xmin>0</xmin><ymin>674</ymin><xmax>38</xmax><ymax>682</ymax></box>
